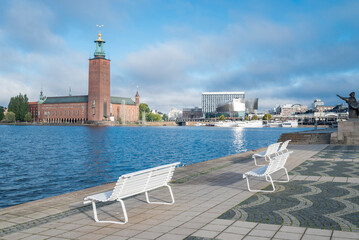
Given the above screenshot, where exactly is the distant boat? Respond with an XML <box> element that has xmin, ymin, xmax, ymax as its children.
<box><xmin>282</xmin><ymin>120</ymin><xmax>298</xmax><ymax>128</ymax></box>
<box><xmin>214</xmin><ymin>121</ymin><xmax>237</xmax><ymax>127</ymax></box>
<box><xmin>236</xmin><ymin>120</ymin><xmax>263</xmax><ymax>128</ymax></box>
<box><xmin>267</xmin><ymin>121</ymin><xmax>282</xmax><ymax>128</ymax></box>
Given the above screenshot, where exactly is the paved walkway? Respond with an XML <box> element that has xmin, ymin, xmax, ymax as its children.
<box><xmin>0</xmin><ymin>144</ymin><xmax>358</xmax><ymax>240</ymax></box>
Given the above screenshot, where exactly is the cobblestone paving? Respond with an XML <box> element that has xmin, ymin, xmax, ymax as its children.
<box><xmin>324</xmin><ymin>145</ymin><xmax>359</xmax><ymax>151</ymax></box>
<box><xmin>290</xmin><ymin>160</ymin><xmax>359</xmax><ymax>177</ymax></box>
<box><xmin>218</xmin><ymin>180</ymin><xmax>359</xmax><ymax>232</ymax></box>
<box><xmin>311</xmin><ymin>145</ymin><xmax>359</xmax><ymax>159</ymax></box>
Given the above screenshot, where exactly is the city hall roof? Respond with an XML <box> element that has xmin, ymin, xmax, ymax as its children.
<box><xmin>110</xmin><ymin>97</ymin><xmax>135</xmax><ymax>105</ymax></box>
<box><xmin>41</xmin><ymin>95</ymin><xmax>135</xmax><ymax>105</ymax></box>
<box><xmin>43</xmin><ymin>95</ymin><xmax>88</xmax><ymax>104</ymax></box>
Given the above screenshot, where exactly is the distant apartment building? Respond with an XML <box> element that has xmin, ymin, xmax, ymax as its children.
<box><xmin>312</xmin><ymin>99</ymin><xmax>324</xmax><ymax>109</ymax></box>
<box><xmin>275</xmin><ymin>104</ymin><xmax>308</xmax><ymax>116</ymax></box>
<box><xmin>182</xmin><ymin>107</ymin><xmax>203</xmax><ymax>120</ymax></box>
<box><xmin>292</xmin><ymin>104</ymin><xmax>308</xmax><ymax>113</ymax></box>
<box><xmin>279</xmin><ymin>104</ymin><xmax>295</xmax><ymax>116</ymax></box>
<box><xmin>316</xmin><ymin>106</ymin><xmax>334</xmax><ymax>112</ymax></box>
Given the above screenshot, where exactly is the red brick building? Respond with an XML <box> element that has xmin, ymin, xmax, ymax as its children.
<box><xmin>30</xmin><ymin>31</ymin><xmax>139</xmax><ymax>124</ymax></box>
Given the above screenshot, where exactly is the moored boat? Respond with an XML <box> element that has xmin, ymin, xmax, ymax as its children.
<box><xmin>282</xmin><ymin>120</ymin><xmax>298</xmax><ymax>128</ymax></box>
<box><xmin>236</xmin><ymin>120</ymin><xmax>263</xmax><ymax>128</ymax></box>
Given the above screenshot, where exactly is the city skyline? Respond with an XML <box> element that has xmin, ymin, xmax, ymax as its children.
<box><xmin>0</xmin><ymin>0</ymin><xmax>359</xmax><ymax>113</ymax></box>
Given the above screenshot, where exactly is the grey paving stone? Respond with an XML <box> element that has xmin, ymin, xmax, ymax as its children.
<box><xmin>192</xmin><ymin>229</ymin><xmax>219</xmax><ymax>238</ymax></box>
<box><xmin>248</xmin><ymin>229</ymin><xmax>276</xmax><ymax>237</ymax></box>
<box><xmin>157</xmin><ymin>233</ymin><xmax>189</xmax><ymax>240</ymax></box>
<box><xmin>201</xmin><ymin>224</ymin><xmax>228</xmax><ymax>232</ymax></box>
<box><xmin>333</xmin><ymin>177</ymin><xmax>348</xmax><ymax>182</ymax></box>
<box><xmin>224</xmin><ymin>226</ymin><xmax>251</xmax><ymax>235</ymax></box>
<box><xmin>232</xmin><ymin>221</ymin><xmax>257</xmax><ymax>228</ymax></box>
<box><xmin>209</xmin><ymin>219</ymin><xmax>235</xmax><ymax>226</ymax></box>
<box><xmin>134</xmin><ymin>231</ymin><xmax>164</xmax><ymax>239</ymax></box>
<box><xmin>301</xmin><ymin>235</ymin><xmax>330</xmax><ymax>240</ymax></box>
<box><xmin>305</xmin><ymin>228</ymin><xmax>332</xmax><ymax>236</ymax></box>
<box><xmin>332</xmin><ymin>231</ymin><xmax>359</xmax><ymax>239</ymax></box>
<box><xmin>169</xmin><ymin>227</ymin><xmax>196</xmax><ymax>235</ymax></box>
<box><xmin>217</xmin><ymin>232</ymin><xmax>245</xmax><ymax>240</ymax></box>
<box><xmin>273</xmin><ymin>231</ymin><xmax>302</xmax><ymax>240</ymax></box>
<box><xmin>255</xmin><ymin>223</ymin><xmax>281</xmax><ymax>231</ymax></box>
<box><xmin>278</xmin><ymin>226</ymin><xmax>306</xmax><ymax>233</ymax></box>
<box><xmin>243</xmin><ymin>236</ymin><xmax>272</xmax><ymax>240</ymax></box>
<box><xmin>102</xmin><ymin>236</ymin><xmax>128</xmax><ymax>240</ymax></box>
<box><xmin>347</xmin><ymin>178</ymin><xmax>359</xmax><ymax>183</ymax></box>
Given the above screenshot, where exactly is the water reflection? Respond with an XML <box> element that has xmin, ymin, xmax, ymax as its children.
<box><xmin>232</xmin><ymin>127</ymin><xmax>246</xmax><ymax>153</ymax></box>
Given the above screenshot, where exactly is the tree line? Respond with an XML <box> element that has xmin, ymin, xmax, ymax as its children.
<box><xmin>1</xmin><ymin>93</ymin><xmax>32</xmax><ymax>123</ymax></box>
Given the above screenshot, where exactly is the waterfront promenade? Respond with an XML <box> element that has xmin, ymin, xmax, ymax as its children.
<box><xmin>1</xmin><ymin>144</ymin><xmax>358</xmax><ymax>240</ymax></box>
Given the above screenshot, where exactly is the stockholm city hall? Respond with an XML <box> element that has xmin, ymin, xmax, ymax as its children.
<box><xmin>29</xmin><ymin>30</ymin><xmax>140</xmax><ymax>124</ymax></box>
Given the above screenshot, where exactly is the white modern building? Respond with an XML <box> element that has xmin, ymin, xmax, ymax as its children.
<box><xmin>202</xmin><ymin>92</ymin><xmax>245</xmax><ymax>114</ymax></box>
<box><xmin>168</xmin><ymin>108</ymin><xmax>182</xmax><ymax>120</ymax></box>
<box><xmin>312</xmin><ymin>99</ymin><xmax>324</xmax><ymax>109</ymax></box>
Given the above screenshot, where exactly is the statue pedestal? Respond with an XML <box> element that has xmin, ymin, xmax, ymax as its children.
<box><xmin>331</xmin><ymin>119</ymin><xmax>359</xmax><ymax>144</ymax></box>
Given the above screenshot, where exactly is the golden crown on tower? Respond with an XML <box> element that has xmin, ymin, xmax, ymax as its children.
<box><xmin>96</xmin><ymin>25</ymin><xmax>104</xmax><ymax>41</ymax></box>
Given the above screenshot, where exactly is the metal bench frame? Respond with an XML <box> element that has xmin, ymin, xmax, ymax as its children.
<box><xmin>252</xmin><ymin>142</ymin><xmax>281</xmax><ymax>166</ymax></box>
<box><xmin>244</xmin><ymin>151</ymin><xmax>292</xmax><ymax>192</ymax></box>
<box><xmin>84</xmin><ymin>162</ymin><xmax>180</xmax><ymax>224</ymax></box>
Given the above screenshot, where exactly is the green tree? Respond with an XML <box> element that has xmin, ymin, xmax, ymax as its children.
<box><xmin>24</xmin><ymin>112</ymin><xmax>32</xmax><ymax>122</ymax></box>
<box><xmin>263</xmin><ymin>113</ymin><xmax>272</xmax><ymax>121</ymax></box>
<box><xmin>218</xmin><ymin>115</ymin><xmax>226</xmax><ymax>121</ymax></box>
<box><xmin>139</xmin><ymin>103</ymin><xmax>150</xmax><ymax>120</ymax></box>
<box><xmin>162</xmin><ymin>114</ymin><xmax>168</xmax><ymax>121</ymax></box>
<box><xmin>146</xmin><ymin>113</ymin><xmax>162</xmax><ymax>122</ymax></box>
<box><xmin>7</xmin><ymin>93</ymin><xmax>29</xmax><ymax>121</ymax></box>
<box><xmin>252</xmin><ymin>115</ymin><xmax>258</xmax><ymax>120</ymax></box>
<box><xmin>244</xmin><ymin>115</ymin><xmax>249</xmax><ymax>121</ymax></box>
<box><xmin>5</xmin><ymin>112</ymin><xmax>16</xmax><ymax>122</ymax></box>
<box><xmin>0</xmin><ymin>106</ymin><xmax>4</xmax><ymax>121</ymax></box>
<box><xmin>118</xmin><ymin>117</ymin><xmax>122</xmax><ymax>124</ymax></box>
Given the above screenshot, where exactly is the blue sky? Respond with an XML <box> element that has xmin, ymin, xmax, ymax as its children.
<box><xmin>1</xmin><ymin>0</ymin><xmax>359</xmax><ymax>113</ymax></box>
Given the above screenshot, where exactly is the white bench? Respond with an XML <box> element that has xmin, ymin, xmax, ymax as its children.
<box><xmin>252</xmin><ymin>142</ymin><xmax>281</xmax><ymax>166</ymax></box>
<box><xmin>252</xmin><ymin>140</ymin><xmax>291</xmax><ymax>166</ymax></box>
<box><xmin>84</xmin><ymin>162</ymin><xmax>180</xmax><ymax>224</ymax></box>
<box><xmin>277</xmin><ymin>140</ymin><xmax>291</xmax><ymax>154</ymax></box>
<box><xmin>244</xmin><ymin>151</ymin><xmax>292</xmax><ymax>192</ymax></box>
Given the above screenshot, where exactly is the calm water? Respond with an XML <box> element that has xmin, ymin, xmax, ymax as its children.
<box><xmin>0</xmin><ymin>125</ymin><xmax>313</xmax><ymax>208</ymax></box>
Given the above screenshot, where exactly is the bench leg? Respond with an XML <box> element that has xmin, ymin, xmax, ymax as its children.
<box><xmin>272</xmin><ymin>167</ymin><xmax>290</xmax><ymax>183</ymax></box>
<box><xmin>145</xmin><ymin>185</ymin><xmax>175</xmax><ymax>205</ymax></box>
<box><xmin>244</xmin><ymin>175</ymin><xmax>276</xmax><ymax>193</ymax></box>
<box><xmin>91</xmin><ymin>200</ymin><xmax>128</xmax><ymax>224</ymax></box>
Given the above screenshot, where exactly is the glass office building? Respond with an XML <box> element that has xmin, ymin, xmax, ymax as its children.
<box><xmin>202</xmin><ymin>92</ymin><xmax>245</xmax><ymax>114</ymax></box>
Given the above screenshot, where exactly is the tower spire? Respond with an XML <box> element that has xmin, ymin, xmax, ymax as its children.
<box><xmin>135</xmin><ymin>85</ymin><xmax>140</xmax><ymax>105</ymax></box>
<box><xmin>94</xmin><ymin>25</ymin><xmax>106</xmax><ymax>58</ymax></box>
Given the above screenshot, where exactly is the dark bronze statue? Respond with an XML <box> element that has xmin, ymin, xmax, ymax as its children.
<box><xmin>337</xmin><ymin>92</ymin><xmax>359</xmax><ymax>118</ymax></box>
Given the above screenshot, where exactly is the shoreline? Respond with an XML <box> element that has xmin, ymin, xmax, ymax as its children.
<box><xmin>0</xmin><ymin>121</ymin><xmax>329</xmax><ymax>128</ymax></box>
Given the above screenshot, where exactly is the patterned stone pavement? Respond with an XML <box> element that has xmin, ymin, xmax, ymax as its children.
<box><xmin>1</xmin><ymin>144</ymin><xmax>359</xmax><ymax>240</ymax></box>
<box><xmin>218</xmin><ymin>181</ymin><xmax>359</xmax><ymax>232</ymax></box>
<box><xmin>290</xmin><ymin>161</ymin><xmax>359</xmax><ymax>177</ymax></box>
<box><xmin>310</xmin><ymin>145</ymin><xmax>359</xmax><ymax>160</ymax></box>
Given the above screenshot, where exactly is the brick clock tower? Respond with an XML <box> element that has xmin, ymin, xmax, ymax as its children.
<box><xmin>88</xmin><ymin>30</ymin><xmax>111</xmax><ymax>122</ymax></box>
